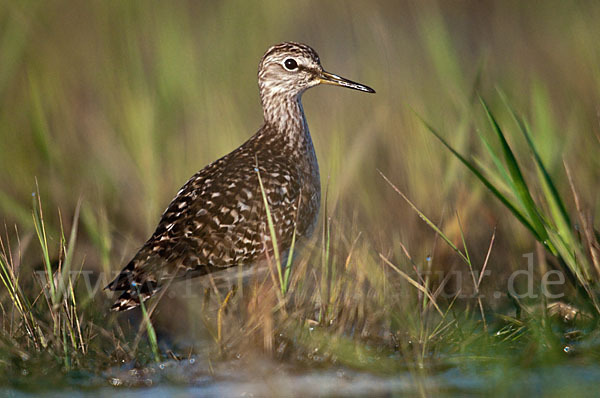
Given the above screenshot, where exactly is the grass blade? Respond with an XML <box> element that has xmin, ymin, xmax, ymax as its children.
<box><xmin>255</xmin><ymin>164</ymin><xmax>284</xmax><ymax>295</ymax></box>
<box><xmin>379</xmin><ymin>253</ymin><xmax>443</xmax><ymax>317</ymax></box>
<box><xmin>499</xmin><ymin>90</ymin><xmax>571</xmax><ymax>227</ymax></box>
<box><xmin>378</xmin><ymin>170</ymin><xmax>469</xmax><ymax>265</ymax></box>
<box><xmin>415</xmin><ymin>113</ymin><xmax>541</xmax><ymax>240</ymax></box>
<box><xmin>31</xmin><ymin>186</ymin><xmax>56</xmax><ymax>306</ymax></box>
<box><xmin>479</xmin><ymin>97</ymin><xmax>552</xmax><ymax>252</ymax></box>
<box><xmin>137</xmin><ymin>286</ymin><xmax>160</xmax><ymax>362</ymax></box>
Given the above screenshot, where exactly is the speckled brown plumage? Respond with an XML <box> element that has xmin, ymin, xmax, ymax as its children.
<box><xmin>106</xmin><ymin>42</ymin><xmax>374</xmax><ymax>311</ymax></box>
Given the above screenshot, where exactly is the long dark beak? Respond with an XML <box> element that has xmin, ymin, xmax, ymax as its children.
<box><xmin>319</xmin><ymin>70</ymin><xmax>375</xmax><ymax>93</ymax></box>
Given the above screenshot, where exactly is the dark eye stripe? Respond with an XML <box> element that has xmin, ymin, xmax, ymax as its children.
<box><xmin>299</xmin><ymin>65</ymin><xmax>319</xmax><ymax>75</ymax></box>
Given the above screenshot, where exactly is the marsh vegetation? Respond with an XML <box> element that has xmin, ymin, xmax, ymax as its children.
<box><xmin>0</xmin><ymin>1</ymin><xmax>599</xmax><ymax>396</ymax></box>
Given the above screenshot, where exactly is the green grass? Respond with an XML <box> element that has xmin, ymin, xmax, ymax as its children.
<box><xmin>0</xmin><ymin>0</ymin><xmax>599</xmax><ymax>395</ymax></box>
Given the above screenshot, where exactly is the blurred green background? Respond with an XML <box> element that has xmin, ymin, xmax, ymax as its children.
<box><xmin>1</xmin><ymin>0</ymin><xmax>599</xmax><ymax>271</ymax></box>
<box><xmin>1</xmin><ymin>0</ymin><xmax>600</xmax><ymax>394</ymax></box>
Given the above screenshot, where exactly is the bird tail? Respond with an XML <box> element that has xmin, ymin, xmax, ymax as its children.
<box><xmin>109</xmin><ymin>287</ymin><xmax>160</xmax><ymax>312</ymax></box>
<box><xmin>105</xmin><ymin>263</ymin><xmax>161</xmax><ymax>312</ymax></box>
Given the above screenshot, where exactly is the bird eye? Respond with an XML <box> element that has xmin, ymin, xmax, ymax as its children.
<box><xmin>283</xmin><ymin>58</ymin><xmax>298</xmax><ymax>71</ymax></box>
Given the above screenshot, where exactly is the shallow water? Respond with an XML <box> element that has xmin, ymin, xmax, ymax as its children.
<box><xmin>4</xmin><ymin>355</ymin><xmax>600</xmax><ymax>397</ymax></box>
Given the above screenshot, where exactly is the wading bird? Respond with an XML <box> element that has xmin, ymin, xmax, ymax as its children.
<box><xmin>106</xmin><ymin>42</ymin><xmax>374</xmax><ymax>311</ymax></box>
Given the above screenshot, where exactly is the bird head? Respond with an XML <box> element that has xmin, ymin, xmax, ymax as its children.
<box><xmin>258</xmin><ymin>42</ymin><xmax>375</xmax><ymax>100</ymax></box>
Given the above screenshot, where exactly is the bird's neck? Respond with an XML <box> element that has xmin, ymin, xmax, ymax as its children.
<box><xmin>261</xmin><ymin>93</ymin><xmax>311</xmax><ymax>151</ymax></box>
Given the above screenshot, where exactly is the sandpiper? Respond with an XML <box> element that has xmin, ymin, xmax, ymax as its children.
<box><xmin>106</xmin><ymin>42</ymin><xmax>374</xmax><ymax>311</ymax></box>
